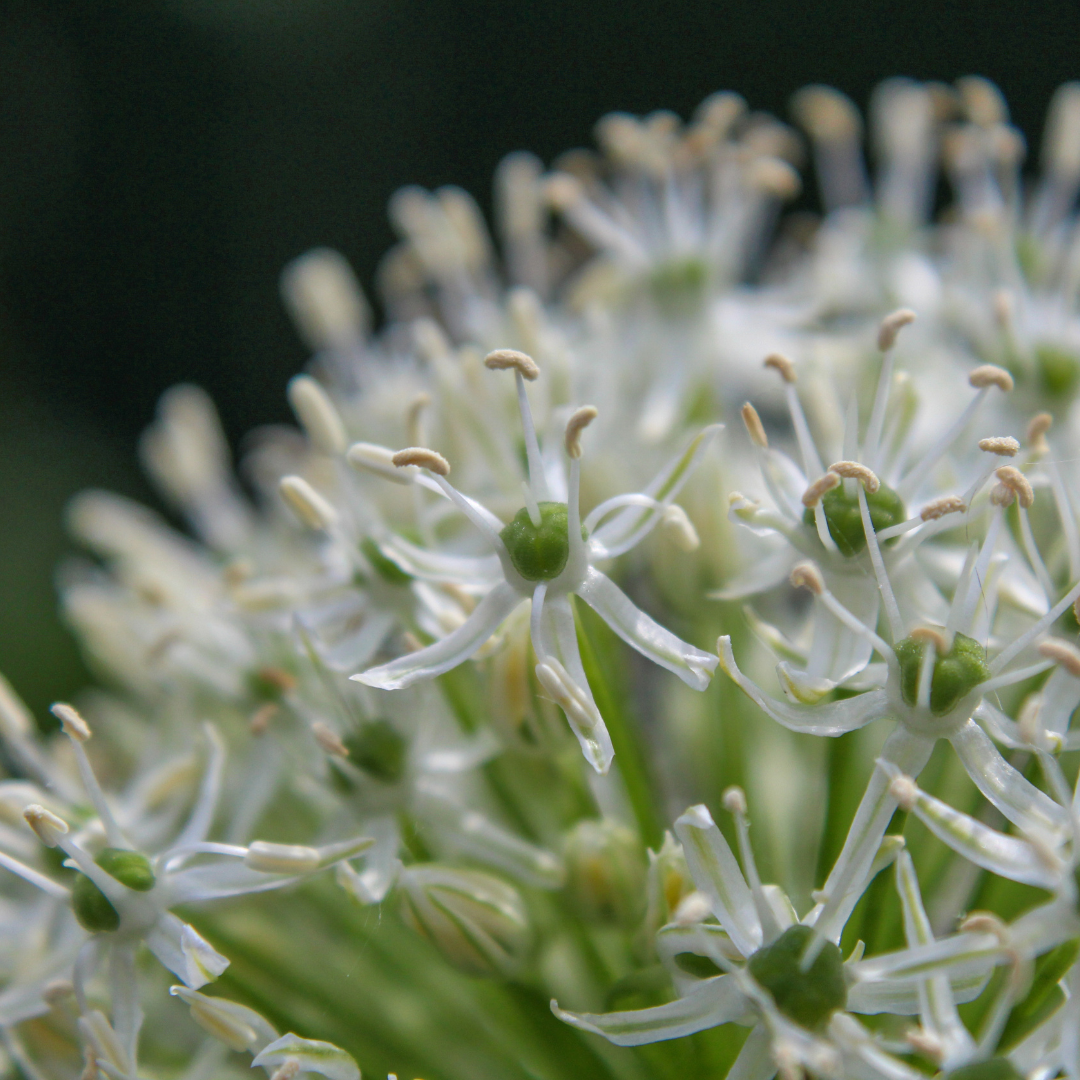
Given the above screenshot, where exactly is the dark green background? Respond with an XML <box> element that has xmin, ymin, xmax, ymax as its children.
<box><xmin>2</xmin><ymin>0</ymin><xmax>1078</xmax><ymax>714</ymax></box>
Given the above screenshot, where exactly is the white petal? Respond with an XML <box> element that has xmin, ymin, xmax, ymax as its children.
<box><xmin>144</xmin><ymin>913</ymin><xmax>229</xmax><ymax>989</ymax></box>
<box><xmin>383</xmin><ymin>535</ymin><xmax>503</xmax><ymax>584</ymax></box>
<box><xmin>675</xmin><ymin>804</ymin><xmax>761</xmax><ymax>957</ymax></box>
<box><xmin>551</xmin><ymin>975</ymin><xmax>746</xmax><ymax>1046</ymax></box>
<box><xmin>353</xmin><ymin>582</ymin><xmax>523</xmax><ymax>689</ymax></box>
<box><xmin>577</xmin><ymin>568</ymin><xmax>717</xmax><ymax>689</ymax></box>
<box><xmin>718</xmin><ymin>636</ymin><xmax>888</xmax><ymax>735</ymax></box>
<box><xmin>253</xmin><ymin>1033</ymin><xmax>360</xmax><ymax>1080</ymax></box>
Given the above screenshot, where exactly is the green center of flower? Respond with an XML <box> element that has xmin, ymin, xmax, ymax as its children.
<box><xmin>893</xmin><ymin>631</ymin><xmax>990</xmax><ymax>716</ymax></box>
<box><xmin>72</xmin><ymin>848</ymin><xmax>156</xmax><ymax>933</ymax></box>
<box><xmin>500</xmin><ymin>502</ymin><xmax>573</xmax><ymax>581</ymax></box>
<box><xmin>360</xmin><ymin>537</ymin><xmax>413</xmax><ymax>586</ymax></box>
<box><xmin>345</xmin><ymin>719</ymin><xmax>407</xmax><ymax>783</ymax></box>
<box><xmin>944</xmin><ymin>1058</ymin><xmax>1023</xmax><ymax>1080</ymax></box>
<box><xmin>648</xmin><ymin>256</ymin><xmax>709</xmax><ymax>316</ymax></box>
<box><xmin>746</xmin><ymin>924</ymin><xmax>846</xmax><ymax>1031</ymax></box>
<box><xmin>802</xmin><ymin>482</ymin><xmax>905</xmax><ymax>557</ymax></box>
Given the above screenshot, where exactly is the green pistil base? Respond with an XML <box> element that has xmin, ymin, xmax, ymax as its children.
<box><xmin>746</xmin><ymin>924</ymin><xmax>846</xmax><ymax>1031</ymax></box>
<box><xmin>802</xmin><ymin>482</ymin><xmax>905</xmax><ymax>557</ymax></box>
<box><xmin>72</xmin><ymin>848</ymin><xmax>156</xmax><ymax>933</ymax></box>
<box><xmin>894</xmin><ymin>631</ymin><xmax>990</xmax><ymax>716</ymax></box>
<box><xmin>500</xmin><ymin>502</ymin><xmax>573</xmax><ymax>582</ymax></box>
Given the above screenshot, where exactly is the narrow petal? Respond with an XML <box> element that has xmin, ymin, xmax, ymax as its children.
<box><xmin>353</xmin><ymin>582</ymin><xmax>523</xmax><ymax>689</ymax></box>
<box><xmin>171</xmin><ymin>723</ymin><xmax>226</xmax><ymax>850</ymax></box>
<box><xmin>675</xmin><ymin>804</ymin><xmax>762</xmax><ymax>957</ymax></box>
<box><xmin>144</xmin><ymin>912</ymin><xmax>229</xmax><ymax>989</ymax></box>
<box><xmin>383</xmin><ymin>535</ymin><xmax>503</xmax><ymax>584</ymax></box>
<box><xmin>577</xmin><ymin>568</ymin><xmax>717</xmax><ymax>689</ymax></box>
<box><xmin>551</xmin><ymin>975</ymin><xmax>746</xmax><ymax>1046</ymax></box>
<box><xmin>726</xmin><ymin>1023</ymin><xmax>776</xmax><ymax>1080</ymax></box>
<box><xmin>253</xmin><ymin>1033</ymin><xmax>360</xmax><ymax>1080</ymax></box>
<box><xmin>718</xmin><ymin>636</ymin><xmax>888</xmax><ymax>735</ymax></box>
<box><xmin>950</xmin><ymin>719</ymin><xmax>1071</xmax><ymax>839</ymax></box>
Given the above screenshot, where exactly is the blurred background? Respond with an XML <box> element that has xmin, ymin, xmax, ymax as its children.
<box><xmin>2</xmin><ymin>0</ymin><xmax>1079</xmax><ymax>715</ymax></box>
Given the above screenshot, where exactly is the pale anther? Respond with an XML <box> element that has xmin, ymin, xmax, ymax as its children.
<box><xmin>721</xmin><ymin>786</ymin><xmax>747</xmax><ymax>815</ymax></box>
<box><xmin>909</xmin><ymin>626</ymin><xmax>948</xmax><ymax>653</ymax></box>
<box><xmin>994</xmin><ymin>465</ymin><xmax>1034</xmax><ymax>508</ymax></box>
<box><xmin>828</xmin><ymin>460</ymin><xmax>880</xmax><ymax>493</ymax></box>
<box><xmin>801</xmin><ymin>471</ymin><xmax>841</xmax><ymax>507</ymax></box>
<box><xmin>959</xmin><ymin>911</ymin><xmax>1009</xmax><ymax>944</ymax></box>
<box><xmin>51</xmin><ymin>702</ymin><xmax>91</xmax><ymax>742</ymax></box>
<box><xmin>877</xmin><ymin>308</ymin><xmax>916</xmax><ymax>352</ymax></box>
<box><xmin>483</xmin><ymin>349</ymin><xmax>540</xmax><ymax>381</ymax></box>
<box><xmin>23</xmin><ymin>804</ymin><xmax>68</xmax><ymax>847</ymax></box>
<box><xmin>763</xmin><ymin>352</ymin><xmax>796</xmax><ymax>383</ymax></box>
<box><xmin>978</xmin><ymin>436</ymin><xmax>1019</xmax><ymax>456</ymax></box>
<box><xmin>888</xmin><ymin>774</ymin><xmax>918</xmax><ymax>812</ymax></box>
<box><xmin>740</xmin><ymin>403</ymin><xmax>767</xmax><ymax>448</ymax></box>
<box><xmin>789</xmin><ymin>562</ymin><xmax>825</xmax><ymax>596</ymax></box>
<box><xmin>920</xmin><ymin>495</ymin><xmax>966</xmax><ymax>521</ymax></box>
<box><xmin>1027</xmin><ymin>412</ymin><xmax>1052</xmax><ymax>455</ymax></box>
<box><xmin>311</xmin><ymin>722</ymin><xmax>349</xmax><ymax>758</ymax></box>
<box><xmin>968</xmin><ymin>364</ymin><xmax>1014</xmax><ymax>392</ymax></box>
<box><xmin>286</xmin><ymin>375</ymin><xmax>347</xmax><ymax>456</ymax></box>
<box><xmin>543</xmin><ymin>172</ymin><xmax>583</xmax><ymax>210</ymax></box>
<box><xmin>661</xmin><ymin>505</ymin><xmax>700</xmax><ymax>551</ymax></box>
<box><xmin>391</xmin><ymin>447</ymin><xmax>450</xmax><ymax>477</ymax></box>
<box><xmin>905</xmin><ymin>1029</ymin><xmax>946</xmax><ymax>1064</ymax></box>
<box><xmin>279</xmin><ymin>476</ymin><xmax>339</xmax><ymax>531</ymax></box>
<box><xmin>565</xmin><ymin>405</ymin><xmax>598</xmax><ymax>459</ymax></box>
<box><xmin>1038</xmin><ymin>638</ymin><xmax>1080</xmax><ymax>678</ymax></box>
<box><xmin>346</xmin><ymin>442</ymin><xmax>414</xmax><ymax>485</ymax></box>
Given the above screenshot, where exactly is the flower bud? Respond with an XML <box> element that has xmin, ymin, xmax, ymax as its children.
<box><xmin>397</xmin><ymin>865</ymin><xmax>531</xmax><ymax>978</ymax></box>
<box><xmin>640</xmin><ymin>832</ymin><xmax>696</xmax><ymax>943</ymax></box>
<box><xmin>563</xmin><ymin>819</ymin><xmax>647</xmax><ymax>928</ymax></box>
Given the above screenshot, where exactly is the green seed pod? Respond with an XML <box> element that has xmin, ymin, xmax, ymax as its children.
<box><xmin>746</xmin><ymin>924</ymin><xmax>846</xmax><ymax>1031</ymax></box>
<box><xmin>944</xmin><ymin>1058</ymin><xmax>1023</xmax><ymax>1080</ymax></box>
<box><xmin>894</xmin><ymin>632</ymin><xmax>990</xmax><ymax>715</ymax></box>
<box><xmin>359</xmin><ymin>537</ymin><xmax>413</xmax><ymax>586</ymax></box>
<box><xmin>344</xmin><ymin>720</ymin><xmax>407</xmax><ymax>783</ymax></box>
<box><xmin>563</xmin><ymin>819</ymin><xmax>647</xmax><ymax>928</ymax></box>
<box><xmin>500</xmin><ymin>502</ymin><xmax>572</xmax><ymax>581</ymax></box>
<box><xmin>71</xmin><ymin>848</ymin><xmax>156</xmax><ymax>932</ymax></box>
<box><xmin>802</xmin><ymin>482</ymin><xmax>905</xmax><ymax>557</ymax></box>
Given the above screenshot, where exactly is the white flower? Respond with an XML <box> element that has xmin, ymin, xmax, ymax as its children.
<box><xmin>353</xmin><ymin>349</ymin><xmax>719</xmax><ymax>773</ymax></box>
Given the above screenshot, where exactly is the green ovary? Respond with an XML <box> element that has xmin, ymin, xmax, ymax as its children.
<box><xmin>345</xmin><ymin>720</ymin><xmax>408</xmax><ymax>783</ymax></box>
<box><xmin>802</xmin><ymin>482</ymin><xmax>905</xmax><ymax>557</ymax></box>
<box><xmin>945</xmin><ymin>1059</ymin><xmax>1023</xmax><ymax>1080</ymax></box>
<box><xmin>72</xmin><ymin>848</ymin><xmax>156</xmax><ymax>933</ymax></box>
<box><xmin>746</xmin><ymin>924</ymin><xmax>846</xmax><ymax>1031</ymax></box>
<box><xmin>500</xmin><ymin>502</ymin><xmax>573</xmax><ymax>581</ymax></box>
<box><xmin>360</xmin><ymin>537</ymin><xmax>413</xmax><ymax>586</ymax></box>
<box><xmin>894</xmin><ymin>631</ymin><xmax>990</xmax><ymax>716</ymax></box>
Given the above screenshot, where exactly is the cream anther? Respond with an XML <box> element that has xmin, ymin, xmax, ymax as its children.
<box><xmin>721</xmin><ymin>786</ymin><xmax>747</xmax><ymax>815</ymax></box>
<box><xmin>793</xmin><ymin>85</ymin><xmax>861</xmax><ymax>141</ymax></box>
<box><xmin>977</xmin><ymin>436</ymin><xmax>1019</xmax><ymax>457</ymax></box>
<box><xmin>483</xmin><ymin>349</ymin><xmax>540</xmax><ymax>381</ymax></box>
<box><xmin>279</xmin><ymin>476</ymin><xmax>339</xmax><ymax>531</ymax></box>
<box><xmin>565</xmin><ymin>406</ymin><xmax>598</xmax><ymax>459</ymax></box>
<box><xmin>763</xmin><ymin>353</ymin><xmax>796</xmax><ymax>383</ymax></box>
<box><xmin>270</xmin><ymin>1062</ymin><xmax>301</xmax><ymax>1080</ymax></box>
<box><xmin>23</xmin><ymin>804</ymin><xmax>68</xmax><ymax>847</ymax></box>
<box><xmin>311</xmin><ymin>722</ymin><xmax>349</xmax><ymax>758</ymax></box>
<box><xmin>0</xmin><ymin>674</ymin><xmax>32</xmax><ymax>739</ymax></box>
<box><xmin>286</xmin><ymin>376</ymin><xmax>347</xmax><ymax>456</ymax></box>
<box><xmin>828</xmin><ymin>460</ymin><xmax>880</xmax><ymax>493</ymax></box>
<box><xmin>957</xmin><ymin>77</ymin><xmax>1007</xmax><ymax>127</ymax></box>
<box><xmin>1027</xmin><ymin>412</ymin><xmax>1053</xmax><ymax>455</ymax></box>
<box><xmin>543</xmin><ymin>172</ymin><xmax>584</xmax><ymax>210</ymax></box>
<box><xmin>994</xmin><ymin>465</ymin><xmax>1034</xmax><ymax>508</ymax></box>
<box><xmin>1038</xmin><ymin>638</ymin><xmax>1080</xmax><ymax>678</ymax></box>
<box><xmin>748</xmin><ymin>158</ymin><xmax>801</xmax><ymax>198</ymax></box>
<box><xmin>877</xmin><ymin>308</ymin><xmax>916</xmax><ymax>352</ymax></box>
<box><xmin>801</xmin><ymin>471</ymin><xmax>841</xmax><ymax>508</ymax></box>
<box><xmin>244</xmin><ymin>841</ymin><xmax>321</xmax><ymax>875</ymax></box>
<box><xmin>661</xmin><ymin>505</ymin><xmax>700</xmax><ymax>551</ymax></box>
<box><xmin>959</xmin><ymin>911</ymin><xmax>1009</xmax><ymax>943</ymax></box>
<box><xmin>920</xmin><ymin>495</ymin><xmax>966</xmax><ymax>521</ymax></box>
<box><xmin>51</xmin><ymin>702</ymin><xmax>91</xmax><ymax>742</ymax></box>
<box><xmin>969</xmin><ymin>365</ymin><xmax>1014</xmax><ymax>392</ymax></box>
<box><xmin>909</xmin><ymin>627</ymin><xmax>948</xmax><ymax>653</ymax></box>
<box><xmin>280</xmin><ymin>248</ymin><xmax>367</xmax><ymax>352</ymax></box>
<box><xmin>888</xmin><ymin>774</ymin><xmax>918</xmax><ymax>812</ymax></box>
<box><xmin>740</xmin><ymin>403</ymin><xmax>767</xmax><ymax>448</ymax></box>
<box><xmin>346</xmin><ymin>442</ymin><xmax>414</xmax><ymax>485</ymax></box>
<box><xmin>789</xmin><ymin>562</ymin><xmax>825</xmax><ymax>596</ymax></box>
<box><xmin>905</xmin><ymin>1029</ymin><xmax>946</xmax><ymax>1064</ymax></box>
<box><xmin>391</xmin><ymin>447</ymin><xmax>450</xmax><ymax>477</ymax></box>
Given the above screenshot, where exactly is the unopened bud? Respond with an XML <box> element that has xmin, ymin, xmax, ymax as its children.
<box><xmin>563</xmin><ymin>818</ymin><xmax>647</xmax><ymax>928</ymax></box>
<box><xmin>279</xmin><ymin>476</ymin><xmax>339</xmax><ymax>531</ymax></box>
<box><xmin>51</xmin><ymin>702</ymin><xmax>91</xmax><ymax>742</ymax></box>
<box><xmin>287</xmin><ymin>376</ymin><xmax>347</xmax><ymax>456</ymax></box>
<box><xmin>661</xmin><ymin>505</ymin><xmax>700</xmax><ymax>551</ymax></box>
<box><xmin>23</xmin><ymin>804</ymin><xmax>68</xmax><ymax>847</ymax></box>
<box><xmin>642</xmin><ymin>832</ymin><xmax>696</xmax><ymax>936</ymax></box>
<box><xmin>398</xmin><ymin>864</ymin><xmax>531</xmax><ymax>978</ymax></box>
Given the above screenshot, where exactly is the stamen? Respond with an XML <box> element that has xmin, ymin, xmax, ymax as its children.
<box><xmin>789</xmin><ymin>562</ymin><xmax>825</xmax><ymax>595</ymax></box>
<box><xmin>286</xmin><ymin>376</ymin><xmax>347</xmax><ymax>456</ymax></box>
<box><xmin>920</xmin><ymin>495</ymin><xmax>966</xmax><ymax>521</ymax></box>
<box><xmin>909</xmin><ymin>626</ymin><xmax>948</xmax><ymax>653</ymax></box>
<box><xmin>741</xmin><ymin>403</ymin><xmax>768</xmax><ymax>448</ymax></box>
<box><xmin>828</xmin><ymin>461</ymin><xmax>880</xmax><ymax>492</ymax></box>
<box><xmin>968</xmin><ymin>365</ymin><xmax>1014</xmax><ymax>392</ymax></box>
<box><xmin>857</xmin><ymin>487</ymin><xmax>904</xmax><ymax>641</ymax></box>
<box><xmin>279</xmin><ymin>476</ymin><xmax>339</xmax><ymax>531</ymax></box>
<box><xmin>722</xmin><ymin>786</ymin><xmax>781</xmax><ymax>941</ymax></box>
<box><xmin>661</xmin><ymin>505</ymin><xmax>700</xmax><ymax>551</ymax></box>
<box><xmin>801</xmin><ymin>472</ymin><xmax>841</xmax><ymax>507</ymax></box>
<box><xmin>1027</xmin><ymin>412</ymin><xmax>1053</xmax><ymax>456</ymax></box>
<box><xmin>51</xmin><ymin>702</ymin><xmax>90</xmax><ymax>742</ymax></box>
<box><xmin>521</xmin><ymin>481</ymin><xmax>542</xmax><ymax>528</ymax></box>
<box><xmin>392</xmin><ymin>447</ymin><xmax>450</xmax><ymax>477</ymax></box>
<box><xmin>311</xmin><ymin>722</ymin><xmax>349</xmax><ymax>758</ymax></box>
<box><xmin>877</xmin><ymin>308</ymin><xmax>916</xmax><ymax>353</ymax></box>
<box><xmin>915</xmin><ymin>638</ymin><xmax>937</xmax><ymax>711</ymax></box>
<box><xmin>485</xmin><ymin>350</ymin><xmax>549</xmax><ymax>499</ymax></box>
<box><xmin>23</xmin><ymin>803</ymin><xmax>68</xmax><ymax>847</ymax></box>
<box><xmin>244</xmin><ymin>841</ymin><xmax>320</xmax><ymax>874</ymax></box>
<box><xmin>991</xmin><ymin>575</ymin><xmax>1080</xmax><ymax>675</ymax></box>
<box><xmin>994</xmin><ymin>465</ymin><xmax>1034</xmax><ymax>508</ymax></box>
<box><xmin>1038</xmin><ymin>638</ymin><xmax>1080</xmax><ymax>678</ymax></box>
<box><xmin>483</xmin><ymin>348</ymin><xmax>540</xmax><ymax>381</ymax></box>
<box><xmin>565</xmin><ymin>406</ymin><xmax>598</xmax><ymax>459</ymax></box>
<box><xmin>763</xmin><ymin>353</ymin><xmax>796</xmax><ymax>383</ymax></box>
<box><xmin>347</xmin><ymin>442</ymin><xmax>415</xmax><ymax>484</ymax></box>
<box><xmin>977</xmin><ymin>436</ymin><xmax>1019</xmax><ymax>456</ymax></box>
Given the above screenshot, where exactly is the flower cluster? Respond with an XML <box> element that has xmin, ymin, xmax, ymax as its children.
<box><xmin>5</xmin><ymin>75</ymin><xmax>1080</xmax><ymax>1080</ymax></box>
